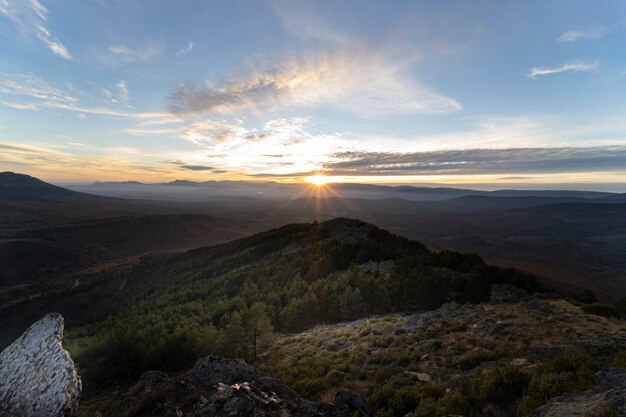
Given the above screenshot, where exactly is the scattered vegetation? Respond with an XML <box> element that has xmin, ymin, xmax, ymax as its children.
<box><xmin>57</xmin><ymin>219</ymin><xmax>544</xmax><ymax>388</ymax></box>
<box><xmin>581</xmin><ymin>304</ymin><xmax>618</xmax><ymax>317</ymax></box>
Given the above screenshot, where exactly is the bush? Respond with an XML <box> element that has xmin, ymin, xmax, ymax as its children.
<box><xmin>293</xmin><ymin>378</ymin><xmax>326</xmax><ymax>398</ymax></box>
<box><xmin>478</xmin><ymin>366</ymin><xmax>530</xmax><ymax>404</ymax></box>
<box><xmin>584</xmin><ymin>405</ymin><xmax>620</xmax><ymax>417</ymax></box>
<box><xmin>456</xmin><ymin>350</ymin><xmax>495</xmax><ymax>370</ymax></box>
<box><xmin>370</xmin><ymin>386</ymin><xmax>421</xmax><ymax>417</ymax></box>
<box><xmin>518</xmin><ymin>353</ymin><xmax>595</xmax><ymax>416</ymax></box>
<box><xmin>570</xmin><ymin>290</ymin><xmax>597</xmax><ymax>304</ymax></box>
<box><xmin>581</xmin><ymin>304</ymin><xmax>618</xmax><ymax>317</ymax></box>
<box><xmin>611</xmin><ymin>350</ymin><xmax>626</xmax><ymax>368</ymax></box>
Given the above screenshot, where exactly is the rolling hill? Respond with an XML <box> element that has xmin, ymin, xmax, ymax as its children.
<box><xmin>0</xmin><ymin>218</ymin><xmax>543</xmax><ymax>384</ymax></box>
<box><xmin>1</xmin><ymin>218</ymin><xmax>624</xmax><ymax>417</ymax></box>
<box><xmin>0</xmin><ymin>173</ymin><xmax>257</xmax><ymax>301</ymax></box>
<box><xmin>4</xmin><ymin>172</ymin><xmax>626</xmax><ymax>302</ymax></box>
<box><xmin>69</xmin><ymin>179</ymin><xmax>620</xmax><ymax>202</ymax></box>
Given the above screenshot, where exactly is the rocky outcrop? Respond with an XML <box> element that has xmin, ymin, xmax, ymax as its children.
<box><xmin>114</xmin><ymin>356</ymin><xmax>369</xmax><ymax>417</ymax></box>
<box><xmin>0</xmin><ymin>313</ymin><xmax>81</xmax><ymax>417</ymax></box>
<box><xmin>529</xmin><ymin>368</ymin><xmax>626</xmax><ymax>417</ymax></box>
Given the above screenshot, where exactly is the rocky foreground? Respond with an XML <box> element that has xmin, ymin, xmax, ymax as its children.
<box><xmin>101</xmin><ymin>356</ymin><xmax>369</xmax><ymax>417</ymax></box>
<box><xmin>2</xmin><ymin>285</ymin><xmax>626</xmax><ymax>416</ymax></box>
<box><xmin>0</xmin><ymin>314</ymin><xmax>369</xmax><ymax>417</ymax></box>
<box><xmin>0</xmin><ymin>313</ymin><xmax>81</xmax><ymax>417</ymax></box>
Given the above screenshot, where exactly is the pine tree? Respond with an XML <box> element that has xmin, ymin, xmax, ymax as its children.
<box><xmin>225</xmin><ymin>311</ymin><xmax>247</xmax><ymax>358</ymax></box>
<box><xmin>247</xmin><ymin>302</ymin><xmax>274</xmax><ymax>360</ymax></box>
<box><xmin>339</xmin><ymin>286</ymin><xmax>365</xmax><ymax>321</ymax></box>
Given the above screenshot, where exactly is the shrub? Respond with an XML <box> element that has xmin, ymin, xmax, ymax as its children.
<box><xmin>584</xmin><ymin>405</ymin><xmax>620</xmax><ymax>417</ymax></box>
<box><xmin>478</xmin><ymin>366</ymin><xmax>530</xmax><ymax>404</ymax></box>
<box><xmin>370</xmin><ymin>386</ymin><xmax>421</xmax><ymax>417</ymax></box>
<box><xmin>581</xmin><ymin>304</ymin><xmax>617</xmax><ymax>317</ymax></box>
<box><xmin>569</xmin><ymin>289</ymin><xmax>598</xmax><ymax>304</ymax></box>
<box><xmin>325</xmin><ymin>369</ymin><xmax>346</xmax><ymax>387</ymax></box>
<box><xmin>611</xmin><ymin>350</ymin><xmax>626</xmax><ymax>368</ymax></box>
<box><xmin>293</xmin><ymin>378</ymin><xmax>326</xmax><ymax>398</ymax></box>
<box><xmin>456</xmin><ymin>350</ymin><xmax>495</xmax><ymax>370</ymax></box>
<box><xmin>446</xmin><ymin>323</ymin><xmax>468</xmax><ymax>333</ymax></box>
<box><xmin>518</xmin><ymin>353</ymin><xmax>595</xmax><ymax>416</ymax></box>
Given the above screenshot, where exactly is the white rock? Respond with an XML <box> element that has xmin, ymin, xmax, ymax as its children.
<box><xmin>0</xmin><ymin>313</ymin><xmax>81</xmax><ymax>417</ymax></box>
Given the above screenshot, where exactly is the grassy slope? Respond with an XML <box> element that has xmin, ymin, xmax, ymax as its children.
<box><xmin>258</xmin><ymin>287</ymin><xmax>626</xmax><ymax>415</ymax></box>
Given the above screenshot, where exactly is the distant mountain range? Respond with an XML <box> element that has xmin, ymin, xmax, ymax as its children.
<box><xmin>2</xmin><ymin>171</ymin><xmax>626</xmax><ymax>301</ymax></box>
<box><xmin>66</xmin><ymin>176</ymin><xmax>622</xmax><ymax>202</ymax></box>
<box><xmin>0</xmin><ymin>172</ymin><xmax>113</xmax><ymax>202</ymax></box>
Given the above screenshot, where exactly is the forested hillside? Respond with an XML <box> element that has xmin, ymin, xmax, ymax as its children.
<box><xmin>1</xmin><ymin>218</ymin><xmax>543</xmax><ymax>390</ymax></box>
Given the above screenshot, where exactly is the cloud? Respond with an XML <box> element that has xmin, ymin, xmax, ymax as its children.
<box><xmin>0</xmin><ymin>72</ymin><xmax>78</xmax><ymax>103</ymax></box>
<box><xmin>268</xmin><ymin>0</ymin><xmax>350</xmax><ymax>45</ymax></box>
<box><xmin>116</xmin><ymin>80</ymin><xmax>129</xmax><ymax>103</ymax></box>
<box><xmin>528</xmin><ymin>60</ymin><xmax>599</xmax><ymax>78</ymax></box>
<box><xmin>0</xmin><ymin>140</ymin><xmax>178</xmax><ymax>182</ymax></box>
<box><xmin>177</xmin><ymin>117</ymin><xmax>317</xmax><ymax>147</ymax></box>
<box><xmin>179</xmin><ymin>119</ymin><xmax>251</xmax><ymax>145</ymax></box>
<box><xmin>175</xmin><ymin>41</ymin><xmax>194</xmax><ymax>57</ymax></box>
<box><xmin>180</xmin><ymin>165</ymin><xmax>213</xmax><ymax>171</ymax></box>
<box><xmin>36</xmin><ymin>24</ymin><xmax>72</xmax><ymax>59</ymax></box>
<box><xmin>164</xmin><ymin>160</ymin><xmax>214</xmax><ymax>171</ymax></box>
<box><xmin>0</xmin><ymin>72</ymin><xmax>170</xmax><ymax>120</ymax></box>
<box><xmin>557</xmin><ymin>28</ymin><xmax>609</xmax><ymax>43</ymax></box>
<box><xmin>97</xmin><ymin>43</ymin><xmax>162</xmax><ymax>66</ymax></box>
<box><xmin>0</xmin><ymin>0</ymin><xmax>72</xmax><ymax>59</ymax></box>
<box><xmin>170</xmin><ymin>49</ymin><xmax>461</xmax><ymax>117</ymax></box>
<box><xmin>322</xmin><ymin>146</ymin><xmax>626</xmax><ymax>176</ymax></box>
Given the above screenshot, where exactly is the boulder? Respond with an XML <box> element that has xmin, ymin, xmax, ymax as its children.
<box><xmin>0</xmin><ymin>313</ymin><xmax>82</xmax><ymax>417</ymax></box>
<box><xmin>120</xmin><ymin>356</ymin><xmax>369</xmax><ymax>417</ymax></box>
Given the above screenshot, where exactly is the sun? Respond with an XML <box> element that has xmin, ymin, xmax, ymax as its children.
<box><xmin>306</xmin><ymin>174</ymin><xmax>329</xmax><ymax>186</ymax></box>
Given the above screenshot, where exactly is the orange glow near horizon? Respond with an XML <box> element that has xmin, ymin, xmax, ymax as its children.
<box><xmin>305</xmin><ymin>174</ymin><xmax>330</xmax><ymax>186</ymax></box>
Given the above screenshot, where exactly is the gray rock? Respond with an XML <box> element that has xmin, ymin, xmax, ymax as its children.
<box><xmin>594</xmin><ymin>368</ymin><xmax>626</xmax><ymax>388</ymax></box>
<box><xmin>0</xmin><ymin>313</ymin><xmax>82</xmax><ymax>417</ymax></box>
<box><xmin>129</xmin><ymin>356</ymin><xmax>369</xmax><ymax>417</ymax></box>
<box><xmin>332</xmin><ymin>389</ymin><xmax>368</xmax><ymax>417</ymax></box>
<box><xmin>190</xmin><ymin>355</ymin><xmax>260</xmax><ymax>389</ymax></box>
<box><xmin>137</xmin><ymin>370</ymin><xmax>170</xmax><ymax>390</ymax></box>
<box><xmin>510</xmin><ymin>358</ymin><xmax>531</xmax><ymax>366</ymax></box>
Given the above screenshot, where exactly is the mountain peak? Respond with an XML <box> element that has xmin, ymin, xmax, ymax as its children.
<box><xmin>0</xmin><ymin>172</ymin><xmax>105</xmax><ymax>202</ymax></box>
<box><xmin>0</xmin><ymin>172</ymin><xmax>45</xmax><ymax>185</ymax></box>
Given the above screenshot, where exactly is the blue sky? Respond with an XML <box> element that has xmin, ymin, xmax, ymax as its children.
<box><xmin>1</xmin><ymin>0</ymin><xmax>625</xmax><ymax>187</ymax></box>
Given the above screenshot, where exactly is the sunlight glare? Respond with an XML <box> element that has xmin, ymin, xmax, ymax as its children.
<box><xmin>306</xmin><ymin>174</ymin><xmax>329</xmax><ymax>186</ymax></box>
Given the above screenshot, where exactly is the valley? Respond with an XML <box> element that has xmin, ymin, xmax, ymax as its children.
<box><xmin>1</xmin><ymin>172</ymin><xmax>626</xmax><ymax>416</ymax></box>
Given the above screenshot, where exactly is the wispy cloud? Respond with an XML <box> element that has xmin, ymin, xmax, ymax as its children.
<box><xmin>0</xmin><ymin>72</ymin><xmax>168</xmax><ymax>120</ymax></box>
<box><xmin>170</xmin><ymin>49</ymin><xmax>461</xmax><ymax>117</ymax></box>
<box><xmin>0</xmin><ymin>140</ymin><xmax>177</xmax><ymax>182</ymax></box>
<box><xmin>175</xmin><ymin>41</ymin><xmax>194</xmax><ymax>57</ymax></box>
<box><xmin>323</xmin><ymin>146</ymin><xmax>626</xmax><ymax>176</ymax></box>
<box><xmin>557</xmin><ymin>27</ymin><xmax>610</xmax><ymax>43</ymax></box>
<box><xmin>164</xmin><ymin>160</ymin><xmax>214</xmax><ymax>171</ymax></box>
<box><xmin>116</xmin><ymin>80</ymin><xmax>129</xmax><ymax>103</ymax></box>
<box><xmin>268</xmin><ymin>0</ymin><xmax>350</xmax><ymax>45</ymax></box>
<box><xmin>0</xmin><ymin>72</ymin><xmax>78</xmax><ymax>103</ymax></box>
<box><xmin>181</xmin><ymin>165</ymin><xmax>213</xmax><ymax>171</ymax></box>
<box><xmin>528</xmin><ymin>60</ymin><xmax>599</xmax><ymax>78</ymax></box>
<box><xmin>97</xmin><ymin>43</ymin><xmax>162</xmax><ymax>67</ymax></box>
<box><xmin>0</xmin><ymin>0</ymin><xmax>72</xmax><ymax>60</ymax></box>
<box><xmin>176</xmin><ymin>117</ymin><xmax>315</xmax><ymax>146</ymax></box>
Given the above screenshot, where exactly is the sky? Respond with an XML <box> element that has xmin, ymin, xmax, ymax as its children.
<box><xmin>1</xmin><ymin>0</ymin><xmax>626</xmax><ymax>188</ymax></box>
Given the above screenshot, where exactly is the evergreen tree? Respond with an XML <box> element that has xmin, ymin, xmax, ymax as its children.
<box><xmin>247</xmin><ymin>302</ymin><xmax>274</xmax><ymax>360</ymax></box>
<box><xmin>339</xmin><ymin>286</ymin><xmax>365</xmax><ymax>321</ymax></box>
<box><xmin>225</xmin><ymin>311</ymin><xmax>247</xmax><ymax>358</ymax></box>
